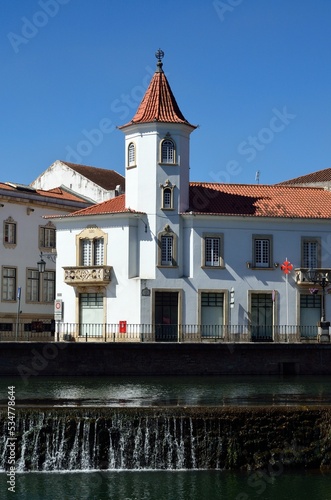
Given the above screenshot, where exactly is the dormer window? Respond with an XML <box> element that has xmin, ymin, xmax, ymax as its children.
<box><xmin>161</xmin><ymin>138</ymin><xmax>175</xmax><ymax>164</ymax></box>
<box><xmin>128</xmin><ymin>142</ymin><xmax>136</xmax><ymax>167</ymax></box>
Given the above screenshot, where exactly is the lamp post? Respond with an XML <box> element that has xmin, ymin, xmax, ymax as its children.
<box><xmin>306</xmin><ymin>268</ymin><xmax>330</xmax><ymax>341</ymax></box>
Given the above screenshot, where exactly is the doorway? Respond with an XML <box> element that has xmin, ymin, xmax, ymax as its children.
<box><xmin>251</xmin><ymin>293</ymin><xmax>273</xmax><ymax>342</ymax></box>
<box><xmin>154</xmin><ymin>291</ymin><xmax>178</xmax><ymax>342</ymax></box>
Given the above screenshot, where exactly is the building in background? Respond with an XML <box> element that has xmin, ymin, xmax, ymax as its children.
<box><xmin>0</xmin><ymin>181</ymin><xmax>91</xmax><ymax>339</ymax></box>
<box><xmin>31</xmin><ymin>160</ymin><xmax>125</xmax><ymax>204</ymax></box>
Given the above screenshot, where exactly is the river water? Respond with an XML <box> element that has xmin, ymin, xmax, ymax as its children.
<box><xmin>0</xmin><ymin>375</ymin><xmax>331</xmax><ymax>499</ymax></box>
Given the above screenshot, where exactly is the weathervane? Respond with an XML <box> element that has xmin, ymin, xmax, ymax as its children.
<box><xmin>155</xmin><ymin>49</ymin><xmax>164</xmax><ymax>72</ymax></box>
<box><xmin>155</xmin><ymin>49</ymin><xmax>164</xmax><ymax>62</ymax></box>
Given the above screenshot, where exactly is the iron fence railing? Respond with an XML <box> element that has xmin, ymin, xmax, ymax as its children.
<box><xmin>0</xmin><ymin>323</ymin><xmax>323</xmax><ymax>343</ymax></box>
<box><xmin>52</xmin><ymin>323</ymin><xmax>321</xmax><ymax>343</ymax></box>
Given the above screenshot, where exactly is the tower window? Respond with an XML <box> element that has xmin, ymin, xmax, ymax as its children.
<box><xmin>128</xmin><ymin>142</ymin><xmax>136</xmax><ymax>167</ymax></box>
<box><xmin>158</xmin><ymin>226</ymin><xmax>178</xmax><ymax>267</ymax></box>
<box><xmin>161</xmin><ymin>139</ymin><xmax>175</xmax><ymax>164</ymax></box>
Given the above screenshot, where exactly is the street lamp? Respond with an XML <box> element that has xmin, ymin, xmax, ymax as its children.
<box><xmin>37</xmin><ymin>253</ymin><xmax>46</xmax><ymax>274</ymax></box>
<box><xmin>306</xmin><ymin>269</ymin><xmax>330</xmax><ymax>342</ymax></box>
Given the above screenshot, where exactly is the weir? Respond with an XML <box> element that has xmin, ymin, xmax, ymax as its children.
<box><xmin>1</xmin><ymin>407</ymin><xmax>331</xmax><ymax>472</ymax></box>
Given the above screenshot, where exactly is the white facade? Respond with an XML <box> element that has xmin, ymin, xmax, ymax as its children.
<box><xmin>31</xmin><ymin>160</ymin><xmax>124</xmax><ymax>203</ymax></box>
<box><xmin>0</xmin><ymin>183</ymin><xmax>90</xmax><ymax>337</ymax></box>
<box><xmin>52</xmin><ymin>57</ymin><xmax>331</xmax><ymax>342</ymax></box>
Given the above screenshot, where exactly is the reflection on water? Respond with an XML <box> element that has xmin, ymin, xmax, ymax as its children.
<box><xmin>0</xmin><ymin>470</ymin><xmax>331</xmax><ymax>500</ymax></box>
<box><xmin>0</xmin><ymin>375</ymin><xmax>330</xmax><ymax>407</ymax></box>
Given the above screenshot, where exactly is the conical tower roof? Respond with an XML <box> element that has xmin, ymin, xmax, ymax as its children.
<box><xmin>119</xmin><ymin>50</ymin><xmax>196</xmax><ymax>130</ymax></box>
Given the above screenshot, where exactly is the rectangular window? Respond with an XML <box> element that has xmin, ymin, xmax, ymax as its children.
<box><xmin>80</xmin><ymin>238</ymin><xmax>104</xmax><ymax>266</ymax></box>
<box><xmin>253</xmin><ymin>235</ymin><xmax>272</xmax><ymax>268</ymax></box>
<box><xmin>94</xmin><ymin>238</ymin><xmax>104</xmax><ymax>265</ymax></box>
<box><xmin>2</xmin><ymin>267</ymin><xmax>16</xmax><ymax>301</ymax></box>
<box><xmin>205</xmin><ymin>237</ymin><xmax>220</xmax><ymax>267</ymax></box>
<box><xmin>27</xmin><ymin>270</ymin><xmax>39</xmax><ymax>302</ymax></box>
<box><xmin>161</xmin><ymin>235</ymin><xmax>173</xmax><ymax>265</ymax></box>
<box><xmin>302</xmin><ymin>239</ymin><xmax>319</xmax><ymax>268</ymax></box>
<box><xmin>202</xmin><ymin>234</ymin><xmax>223</xmax><ymax>268</ymax></box>
<box><xmin>43</xmin><ymin>271</ymin><xmax>55</xmax><ymax>302</ymax></box>
<box><xmin>40</xmin><ymin>226</ymin><xmax>56</xmax><ymax>248</ymax></box>
<box><xmin>163</xmin><ymin>188</ymin><xmax>172</xmax><ymax>209</ymax></box>
<box><xmin>4</xmin><ymin>222</ymin><xmax>16</xmax><ymax>244</ymax></box>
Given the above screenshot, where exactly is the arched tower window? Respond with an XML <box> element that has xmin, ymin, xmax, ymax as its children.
<box><xmin>128</xmin><ymin>142</ymin><xmax>136</xmax><ymax>167</ymax></box>
<box><xmin>163</xmin><ymin>188</ymin><xmax>172</xmax><ymax>209</ymax></box>
<box><xmin>161</xmin><ymin>138</ymin><xmax>175</xmax><ymax>164</ymax></box>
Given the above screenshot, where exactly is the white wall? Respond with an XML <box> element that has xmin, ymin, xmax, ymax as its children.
<box><xmin>31</xmin><ymin>160</ymin><xmax>117</xmax><ymax>203</ymax></box>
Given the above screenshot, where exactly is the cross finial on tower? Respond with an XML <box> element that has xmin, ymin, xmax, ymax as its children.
<box><xmin>155</xmin><ymin>48</ymin><xmax>164</xmax><ymax>72</ymax></box>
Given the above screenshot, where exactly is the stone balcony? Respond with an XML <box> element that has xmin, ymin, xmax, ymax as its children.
<box><xmin>63</xmin><ymin>266</ymin><xmax>112</xmax><ymax>286</ymax></box>
<box><xmin>295</xmin><ymin>268</ymin><xmax>331</xmax><ymax>285</ymax></box>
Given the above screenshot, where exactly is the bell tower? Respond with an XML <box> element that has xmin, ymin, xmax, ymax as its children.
<box><xmin>119</xmin><ymin>50</ymin><xmax>196</xmax><ymax>216</ymax></box>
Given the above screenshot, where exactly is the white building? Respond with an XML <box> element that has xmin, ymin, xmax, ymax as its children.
<box><xmin>51</xmin><ymin>51</ymin><xmax>331</xmax><ymax>343</ymax></box>
<box><xmin>0</xmin><ymin>182</ymin><xmax>91</xmax><ymax>339</ymax></box>
<box><xmin>31</xmin><ymin>160</ymin><xmax>125</xmax><ymax>203</ymax></box>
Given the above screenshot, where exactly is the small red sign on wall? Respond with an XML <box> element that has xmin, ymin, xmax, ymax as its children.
<box><xmin>119</xmin><ymin>321</ymin><xmax>127</xmax><ymax>333</ymax></box>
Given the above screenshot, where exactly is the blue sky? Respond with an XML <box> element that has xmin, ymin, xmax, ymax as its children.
<box><xmin>1</xmin><ymin>0</ymin><xmax>331</xmax><ymax>186</ymax></box>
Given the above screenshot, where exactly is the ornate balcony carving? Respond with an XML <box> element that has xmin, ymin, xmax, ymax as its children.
<box><xmin>63</xmin><ymin>266</ymin><xmax>112</xmax><ymax>286</ymax></box>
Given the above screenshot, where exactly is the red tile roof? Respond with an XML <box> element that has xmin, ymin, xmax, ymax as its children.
<box><xmin>0</xmin><ymin>182</ymin><xmax>88</xmax><ymax>204</ymax></box>
<box><xmin>188</xmin><ymin>183</ymin><xmax>331</xmax><ymax>219</ymax></box>
<box><xmin>60</xmin><ymin>162</ymin><xmax>125</xmax><ymax>191</ymax></box>
<box><xmin>59</xmin><ymin>194</ymin><xmax>144</xmax><ymax>218</ymax></box>
<box><xmin>119</xmin><ymin>65</ymin><xmax>196</xmax><ymax>129</ymax></box>
<box><xmin>277</xmin><ymin>167</ymin><xmax>331</xmax><ymax>185</ymax></box>
<box><xmin>52</xmin><ymin>183</ymin><xmax>331</xmax><ymax>220</ymax></box>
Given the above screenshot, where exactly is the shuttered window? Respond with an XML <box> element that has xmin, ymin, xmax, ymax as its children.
<box><xmin>81</xmin><ymin>238</ymin><xmax>104</xmax><ymax>266</ymax></box>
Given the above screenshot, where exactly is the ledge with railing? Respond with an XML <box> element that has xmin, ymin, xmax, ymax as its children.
<box><xmin>0</xmin><ymin>323</ymin><xmax>324</xmax><ymax>342</ymax></box>
<box><xmin>49</xmin><ymin>323</ymin><xmax>321</xmax><ymax>343</ymax></box>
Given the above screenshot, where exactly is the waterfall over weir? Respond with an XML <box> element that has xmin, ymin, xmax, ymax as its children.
<box><xmin>1</xmin><ymin>407</ymin><xmax>331</xmax><ymax>471</ymax></box>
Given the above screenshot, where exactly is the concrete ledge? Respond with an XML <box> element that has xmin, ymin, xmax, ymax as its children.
<box><xmin>1</xmin><ymin>342</ymin><xmax>331</xmax><ymax>377</ymax></box>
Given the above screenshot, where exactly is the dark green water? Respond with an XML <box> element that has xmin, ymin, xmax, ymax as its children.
<box><xmin>0</xmin><ymin>470</ymin><xmax>331</xmax><ymax>500</ymax></box>
<box><xmin>1</xmin><ymin>374</ymin><xmax>331</xmax><ymax>406</ymax></box>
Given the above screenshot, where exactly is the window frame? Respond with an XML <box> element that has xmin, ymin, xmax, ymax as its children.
<box><xmin>26</xmin><ymin>269</ymin><xmax>40</xmax><ymax>303</ymax></box>
<box><xmin>252</xmin><ymin>234</ymin><xmax>273</xmax><ymax>269</ymax></box>
<box><xmin>160</xmin><ymin>137</ymin><xmax>176</xmax><ymax>165</ymax></box>
<box><xmin>39</xmin><ymin>223</ymin><xmax>56</xmax><ymax>250</ymax></box>
<box><xmin>1</xmin><ymin>267</ymin><xmax>17</xmax><ymax>302</ymax></box>
<box><xmin>42</xmin><ymin>271</ymin><xmax>55</xmax><ymax>303</ymax></box>
<box><xmin>202</xmin><ymin>233</ymin><xmax>224</xmax><ymax>268</ymax></box>
<box><xmin>157</xmin><ymin>226</ymin><xmax>178</xmax><ymax>267</ymax></box>
<box><xmin>127</xmin><ymin>142</ymin><xmax>136</xmax><ymax>168</ymax></box>
<box><xmin>80</xmin><ymin>237</ymin><xmax>104</xmax><ymax>266</ymax></box>
<box><xmin>3</xmin><ymin>217</ymin><xmax>17</xmax><ymax>248</ymax></box>
<box><xmin>301</xmin><ymin>237</ymin><xmax>321</xmax><ymax>269</ymax></box>
<box><xmin>76</xmin><ymin>227</ymin><xmax>108</xmax><ymax>267</ymax></box>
